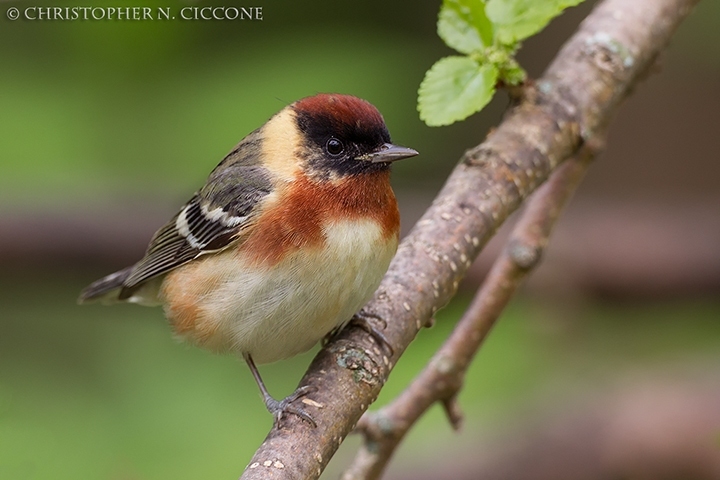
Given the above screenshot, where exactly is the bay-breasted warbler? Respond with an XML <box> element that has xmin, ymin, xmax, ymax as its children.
<box><xmin>79</xmin><ymin>93</ymin><xmax>418</xmax><ymax>424</ymax></box>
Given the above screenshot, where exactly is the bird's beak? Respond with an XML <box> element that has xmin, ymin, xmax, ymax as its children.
<box><xmin>358</xmin><ymin>143</ymin><xmax>419</xmax><ymax>163</ymax></box>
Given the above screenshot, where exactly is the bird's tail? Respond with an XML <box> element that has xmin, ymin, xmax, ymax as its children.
<box><xmin>77</xmin><ymin>266</ymin><xmax>133</xmax><ymax>305</ymax></box>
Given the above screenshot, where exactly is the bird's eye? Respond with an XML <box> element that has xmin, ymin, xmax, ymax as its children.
<box><xmin>325</xmin><ymin>138</ymin><xmax>344</xmax><ymax>156</ymax></box>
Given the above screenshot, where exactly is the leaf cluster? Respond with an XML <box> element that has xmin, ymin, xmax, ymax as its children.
<box><xmin>419</xmin><ymin>0</ymin><xmax>585</xmax><ymax>126</ymax></box>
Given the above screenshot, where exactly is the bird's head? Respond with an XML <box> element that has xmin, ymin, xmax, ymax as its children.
<box><xmin>261</xmin><ymin>94</ymin><xmax>418</xmax><ymax>181</ymax></box>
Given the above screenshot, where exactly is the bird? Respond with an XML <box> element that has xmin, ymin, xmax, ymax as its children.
<box><xmin>78</xmin><ymin>93</ymin><xmax>418</xmax><ymax>425</ymax></box>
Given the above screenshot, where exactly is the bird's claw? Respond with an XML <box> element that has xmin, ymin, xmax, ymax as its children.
<box><xmin>349</xmin><ymin>310</ymin><xmax>394</xmax><ymax>357</ymax></box>
<box><xmin>265</xmin><ymin>385</ymin><xmax>318</xmax><ymax>427</ymax></box>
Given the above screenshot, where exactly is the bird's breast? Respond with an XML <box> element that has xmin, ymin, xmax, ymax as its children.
<box><xmin>239</xmin><ymin>170</ymin><xmax>399</xmax><ymax>267</ymax></box>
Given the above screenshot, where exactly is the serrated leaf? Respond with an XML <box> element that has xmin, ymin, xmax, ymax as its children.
<box><xmin>487</xmin><ymin>0</ymin><xmax>585</xmax><ymax>44</ymax></box>
<box><xmin>418</xmin><ymin>56</ymin><xmax>498</xmax><ymax>127</ymax></box>
<box><xmin>438</xmin><ymin>0</ymin><xmax>494</xmax><ymax>54</ymax></box>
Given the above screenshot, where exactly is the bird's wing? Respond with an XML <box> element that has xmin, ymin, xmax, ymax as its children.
<box><xmin>118</xmin><ymin>163</ymin><xmax>273</xmax><ymax>299</ymax></box>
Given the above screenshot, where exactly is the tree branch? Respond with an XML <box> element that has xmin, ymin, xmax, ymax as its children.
<box><xmin>341</xmin><ymin>135</ymin><xmax>604</xmax><ymax>480</ymax></box>
<box><xmin>240</xmin><ymin>0</ymin><xmax>698</xmax><ymax>478</ymax></box>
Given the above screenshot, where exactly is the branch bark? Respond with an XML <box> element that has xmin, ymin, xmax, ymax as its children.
<box><xmin>240</xmin><ymin>0</ymin><xmax>699</xmax><ymax>478</ymax></box>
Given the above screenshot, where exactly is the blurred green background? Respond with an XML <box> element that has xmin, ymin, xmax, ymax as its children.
<box><xmin>2</xmin><ymin>0</ymin><xmax>719</xmax><ymax>479</ymax></box>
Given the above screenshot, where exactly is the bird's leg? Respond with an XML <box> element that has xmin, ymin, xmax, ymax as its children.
<box><xmin>242</xmin><ymin>353</ymin><xmax>317</xmax><ymax>427</ymax></box>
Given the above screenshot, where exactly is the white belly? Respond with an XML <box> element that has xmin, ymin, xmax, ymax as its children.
<box><xmin>162</xmin><ymin>218</ymin><xmax>397</xmax><ymax>364</ymax></box>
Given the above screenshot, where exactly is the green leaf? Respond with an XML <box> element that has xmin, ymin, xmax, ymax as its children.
<box><xmin>487</xmin><ymin>0</ymin><xmax>585</xmax><ymax>44</ymax></box>
<box><xmin>438</xmin><ymin>0</ymin><xmax>494</xmax><ymax>54</ymax></box>
<box><xmin>418</xmin><ymin>56</ymin><xmax>498</xmax><ymax>126</ymax></box>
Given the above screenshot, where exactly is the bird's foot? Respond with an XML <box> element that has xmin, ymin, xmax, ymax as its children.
<box><xmin>264</xmin><ymin>385</ymin><xmax>318</xmax><ymax>428</ymax></box>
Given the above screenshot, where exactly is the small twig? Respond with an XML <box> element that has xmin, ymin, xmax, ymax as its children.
<box><xmin>341</xmin><ymin>138</ymin><xmax>604</xmax><ymax>480</ymax></box>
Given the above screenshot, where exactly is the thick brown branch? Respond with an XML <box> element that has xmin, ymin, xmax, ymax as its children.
<box><xmin>341</xmin><ymin>137</ymin><xmax>603</xmax><ymax>480</ymax></box>
<box><xmin>240</xmin><ymin>0</ymin><xmax>698</xmax><ymax>478</ymax></box>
